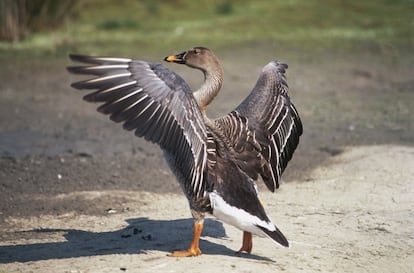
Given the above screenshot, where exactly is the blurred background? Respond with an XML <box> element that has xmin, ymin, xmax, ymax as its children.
<box><xmin>1</xmin><ymin>0</ymin><xmax>413</xmax><ymax>57</ymax></box>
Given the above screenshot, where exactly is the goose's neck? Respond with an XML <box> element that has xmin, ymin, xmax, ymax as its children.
<box><xmin>193</xmin><ymin>66</ymin><xmax>223</xmax><ymax>119</ymax></box>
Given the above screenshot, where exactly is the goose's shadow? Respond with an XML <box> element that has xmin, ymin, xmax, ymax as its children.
<box><xmin>0</xmin><ymin>217</ymin><xmax>273</xmax><ymax>263</ymax></box>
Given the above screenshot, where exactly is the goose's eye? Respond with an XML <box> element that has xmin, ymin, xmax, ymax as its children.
<box><xmin>194</xmin><ymin>49</ymin><xmax>200</xmax><ymax>55</ymax></box>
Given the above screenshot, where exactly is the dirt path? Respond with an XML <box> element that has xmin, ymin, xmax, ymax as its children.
<box><xmin>0</xmin><ymin>145</ymin><xmax>413</xmax><ymax>272</ymax></box>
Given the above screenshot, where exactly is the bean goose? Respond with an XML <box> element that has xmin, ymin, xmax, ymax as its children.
<box><xmin>67</xmin><ymin>47</ymin><xmax>302</xmax><ymax>257</ymax></box>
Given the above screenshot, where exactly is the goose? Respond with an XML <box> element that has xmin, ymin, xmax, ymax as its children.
<box><xmin>67</xmin><ymin>46</ymin><xmax>302</xmax><ymax>257</ymax></box>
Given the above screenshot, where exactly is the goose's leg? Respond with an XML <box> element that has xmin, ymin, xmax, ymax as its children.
<box><xmin>238</xmin><ymin>231</ymin><xmax>253</xmax><ymax>253</ymax></box>
<box><xmin>168</xmin><ymin>210</ymin><xmax>204</xmax><ymax>257</ymax></box>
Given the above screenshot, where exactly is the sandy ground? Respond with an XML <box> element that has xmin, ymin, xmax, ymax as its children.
<box><xmin>0</xmin><ymin>45</ymin><xmax>413</xmax><ymax>272</ymax></box>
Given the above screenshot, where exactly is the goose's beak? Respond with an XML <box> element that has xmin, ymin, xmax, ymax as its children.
<box><xmin>164</xmin><ymin>51</ymin><xmax>186</xmax><ymax>64</ymax></box>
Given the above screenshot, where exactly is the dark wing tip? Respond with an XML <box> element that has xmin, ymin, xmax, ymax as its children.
<box><xmin>68</xmin><ymin>54</ymin><xmax>91</xmax><ymax>63</ymax></box>
<box><xmin>260</xmin><ymin>164</ymin><xmax>277</xmax><ymax>192</ymax></box>
<box><xmin>68</xmin><ymin>54</ymin><xmax>88</xmax><ymax>74</ymax></box>
<box><xmin>70</xmin><ymin>81</ymin><xmax>84</xmax><ymax>90</ymax></box>
<box><xmin>67</xmin><ymin>54</ymin><xmax>98</xmax><ymax>74</ymax></box>
<box><xmin>67</xmin><ymin>66</ymin><xmax>86</xmax><ymax>74</ymax></box>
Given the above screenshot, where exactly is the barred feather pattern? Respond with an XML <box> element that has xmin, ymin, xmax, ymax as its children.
<box><xmin>231</xmin><ymin>61</ymin><xmax>302</xmax><ymax>192</ymax></box>
<box><xmin>67</xmin><ymin>55</ymin><xmax>208</xmax><ymax>199</ymax></box>
<box><xmin>213</xmin><ymin>111</ymin><xmax>264</xmax><ymax>180</ymax></box>
<box><xmin>68</xmin><ymin>55</ymin><xmax>301</xmax><ymax>204</ymax></box>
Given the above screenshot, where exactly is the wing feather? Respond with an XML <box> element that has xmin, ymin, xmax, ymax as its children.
<box><xmin>68</xmin><ymin>54</ymin><xmax>208</xmax><ymax>198</ymax></box>
<box><xmin>217</xmin><ymin>61</ymin><xmax>302</xmax><ymax>192</ymax></box>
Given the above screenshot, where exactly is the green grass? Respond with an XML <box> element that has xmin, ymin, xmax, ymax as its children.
<box><xmin>1</xmin><ymin>0</ymin><xmax>413</xmax><ymax>58</ymax></box>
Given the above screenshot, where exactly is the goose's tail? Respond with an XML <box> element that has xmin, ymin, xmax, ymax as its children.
<box><xmin>257</xmin><ymin>224</ymin><xmax>289</xmax><ymax>247</ymax></box>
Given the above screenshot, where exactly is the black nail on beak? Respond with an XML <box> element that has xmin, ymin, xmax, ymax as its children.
<box><xmin>164</xmin><ymin>51</ymin><xmax>186</xmax><ymax>64</ymax></box>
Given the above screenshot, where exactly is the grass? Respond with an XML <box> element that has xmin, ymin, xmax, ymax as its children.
<box><xmin>0</xmin><ymin>0</ymin><xmax>413</xmax><ymax>59</ymax></box>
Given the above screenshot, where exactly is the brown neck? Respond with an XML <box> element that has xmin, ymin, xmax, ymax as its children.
<box><xmin>193</xmin><ymin>63</ymin><xmax>223</xmax><ymax>119</ymax></box>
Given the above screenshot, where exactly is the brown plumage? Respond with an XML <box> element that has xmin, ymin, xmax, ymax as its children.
<box><xmin>67</xmin><ymin>46</ymin><xmax>302</xmax><ymax>257</ymax></box>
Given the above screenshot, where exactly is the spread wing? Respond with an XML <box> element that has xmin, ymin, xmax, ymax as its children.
<box><xmin>215</xmin><ymin>61</ymin><xmax>302</xmax><ymax>192</ymax></box>
<box><xmin>67</xmin><ymin>55</ymin><xmax>208</xmax><ymax>197</ymax></box>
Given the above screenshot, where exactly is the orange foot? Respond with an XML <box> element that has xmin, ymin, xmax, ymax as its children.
<box><xmin>237</xmin><ymin>231</ymin><xmax>253</xmax><ymax>254</ymax></box>
<box><xmin>167</xmin><ymin>222</ymin><xmax>204</xmax><ymax>257</ymax></box>
<box><xmin>167</xmin><ymin>247</ymin><xmax>202</xmax><ymax>257</ymax></box>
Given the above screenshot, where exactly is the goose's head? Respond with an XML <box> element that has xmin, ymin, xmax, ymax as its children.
<box><xmin>164</xmin><ymin>47</ymin><xmax>220</xmax><ymax>73</ymax></box>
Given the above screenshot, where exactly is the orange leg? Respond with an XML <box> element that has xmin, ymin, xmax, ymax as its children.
<box><xmin>168</xmin><ymin>222</ymin><xmax>203</xmax><ymax>257</ymax></box>
<box><xmin>238</xmin><ymin>231</ymin><xmax>253</xmax><ymax>253</ymax></box>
